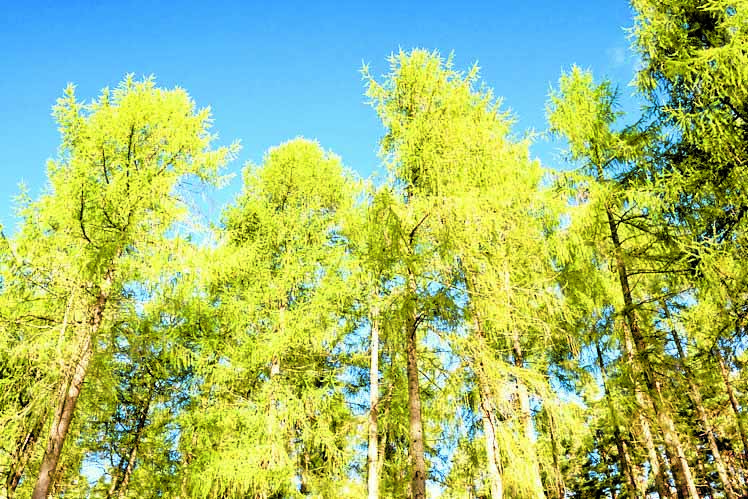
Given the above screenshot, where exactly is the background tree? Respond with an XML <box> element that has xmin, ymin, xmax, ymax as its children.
<box><xmin>180</xmin><ymin>138</ymin><xmax>360</xmax><ymax>498</ymax></box>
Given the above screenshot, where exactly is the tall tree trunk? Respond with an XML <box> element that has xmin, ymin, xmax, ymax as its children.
<box><xmin>406</xmin><ymin>271</ymin><xmax>427</xmax><ymax>499</ymax></box>
<box><xmin>6</xmin><ymin>411</ymin><xmax>46</xmax><ymax>498</ymax></box>
<box><xmin>621</xmin><ymin>321</ymin><xmax>674</xmax><ymax>499</ymax></box>
<box><xmin>547</xmin><ymin>411</ymin><xmax>565</xmax><ymax>499</ymax></box>
<box><xmin>639</xmin><ymin>413</ymin><xmax>673</xmax><ymax>499</ymax></box>
<box><xmin>32</xmin><ymin>331</ymin><xmax>93</xmax><ymax>499</ymax></box>
<box><xmin>478</xmin><ymin>391</ymin><xmax>503</xmax><ymax>499</ymax></box>
<box><xmin>665</xmin><ymin>309</ymin><xmax>737</xmax><ymax>499</ymax></box>
<box><xmin>603</xmin><ymin>202</ymin><xmax>699</xmax><ymax>499</ymax></box>
<box><xmin>376</xmin><ymin>382</ymin><xmax>394</xmax><ymax>481</ymax></box>
<box><xmin>715</xmin><ymin>347</ymin><xmax>748</xmax><ymax>466</ymax></box>
<box><xmin>503</xmin><ymin>267</ymin><xmax>545</xmax><ymax>498</ymax></box>
<box><xmin>368</xmin><ymin>306</ymin><xmax>381</xmax><ymax>499</ymax></box>
<box><xmin>465</xmin><ymin>270</ymin><xmax>503</xmax><ymax>499</ymax></box>
<box><xmin>107</xmin><ymin>455</ymin><xmax>127</xmax><ymax>499</ymax></box>
<box><xmin>594</xmin><ymin>339</ymin><xmax>638</xmax><ymax>498</ymax></box>
<box><xmin>110</xmin><ymin>383</ymin><xmax>154</xmax><ymax>499</ymax></box>
<box><xmin>511</xmin><ymin>333</ymin><xmax>545</xmax><ymax>498</ymax></box>
<box><xmin>471</xmin><ymin>332</ymin><xmax>503</xmax><ymax>499</ymax></box>
<box><xmin>692</xmin><ymin>448</ymin><xmax>716</xmax><ymax>499</ymax></box>
<box><xmin>32</xmin><ymin>268</ymin><xmax>114</xmax><ymax>499</ymax></box>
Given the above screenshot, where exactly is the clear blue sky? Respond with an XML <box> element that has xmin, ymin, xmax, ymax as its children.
<box><xmin>1</xmin><ymin>0</ymin><xmax>641</xmax><ymax>232</ymax></box>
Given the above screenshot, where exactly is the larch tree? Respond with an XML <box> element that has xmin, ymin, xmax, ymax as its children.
<box><xmin>1</xmin><ymin>76</ymin><xmax>236</xmax><ymax>499</ymax></box>
<box><xmin>633</xmin><ymin>1</ymin><xmax>748</xmax><ymax>481</ymax></box>
<box><xmin>366</xmin><ymin>49</ymin><xmax>564</xmax><ymax>499</ymax></box>
<box><xmin>548</xmin><ymin>67</ymin><xmax>708</xmax><ymax>499</ymax></box>
<box><xmin>181</xmin><ymin>138</ymin><xmax>359</xmax><ymax>498</ymax></box>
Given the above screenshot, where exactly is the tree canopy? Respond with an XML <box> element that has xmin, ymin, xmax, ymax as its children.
<box><xmin>2</xmin><ymin>2</ymin><xmax>748</xmax><ymax>498</ymax></box>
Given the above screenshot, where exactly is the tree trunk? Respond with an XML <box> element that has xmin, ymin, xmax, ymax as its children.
<box><xmin>604</xmin><ymin>202</ymin><xmax>699</xmax><ymax>499</ymax></box>
<box><xmin>107</xmin><ymin>455</ymin><xmax>127</xmax><ymax>499</ymax></box>
<box><xmin>32</xmin><ymin>268</ymin><xmax>114</xmax><ymax>499</ymax></box>
<box><xmin>715</xmin><ymin>347</ymin><xmax>748</xmax><ymax>466</ymax></box>
<box><xmin>376</xmin><ymin>382</ymin><xmax>394</xmax><ymax>481</ymax></box>
<box><xmin>470</xmin><ymin>333</ymin><xmax>503</xmax><ymax>499</ymax></box>
<box><xmin>32</xmin><ymin>331</ymin><xmax>93</xmax><ymax>499</ymax></box>
<box><xmin>594</xmin><ymin>339</ymin><xmax>638</xmax><ymax>498</ymax></box>
<box><xmin>639</xmin><ymin>413</ymin><xmax>673</xmax><ymax>499</ymax></box>
<box><xmin>692</xmin><ymin>448</ymin><xmax>716</xmax><ymax>499</ymax></box>
<box><xmin>406</xmin><ymin>271</ymin><xmax>427</xmax><ymax>499</ymax></box>
<box><xmin>511</xmin><ymin>333</ymin><xmax>546</xmax><ymax>498</ymax></box>
<box><xmin>665</xmin><ymin>311</ymin><xmax>737</xmax><ymax>499</ymax></box>
<box><xmin>114</xmin><ymin>383</ymin><xmax>154</xmax><ymax>499</ymax></box>
<box><xmin>368</xmin><ymin>306</ymin><xmax>380</xmax><ymax>499</ymax></box>
<box><xmin>6</xmin><ymin>411</ymin><xmax>46</xmax><ymax>498</ymax></box>
<box><xmin>479</xmin><ymin>392</ymin><xmax>503</xmax><ymax>499</ymax></box>
<box><xmin>504</xmin><ymin>267</ymin><xmax>545</xmax><ymax>499</ymax></box>
<box><xmin>621</xmin><ymin>320</ymin><xmax>674</xmax><ymax>499</ymax></box>
<box><xmin>547</xmin><ymin>411</ymin><xmax>565</xmax><ymax>499</ymax></box>
<box><xmin>464</xmin><ymin>269</ymin><xmax>503</xmax><ymax>499</ymax></box>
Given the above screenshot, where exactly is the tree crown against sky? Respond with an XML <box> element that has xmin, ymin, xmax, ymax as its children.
<box><xmin>3</xmin><ymin>1</ymin><xmax>748</xmax><ymax>499</ymax></box>
<box><xmin>0</xmin><ymin>1</ymin><xmax>638</xmax><ymax>231</ymax></box>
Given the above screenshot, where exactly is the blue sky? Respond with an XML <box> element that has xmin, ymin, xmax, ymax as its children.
<box><xmin>1</xmin><ymin>0</ymin><xmax>641</xmax><ymax>232</ymax></box>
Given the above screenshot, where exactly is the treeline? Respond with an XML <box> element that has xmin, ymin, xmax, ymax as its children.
<box><xmin>1</xmin><ymin>1</ymin><xmax>747</xmax><ymax>498</ymax></box>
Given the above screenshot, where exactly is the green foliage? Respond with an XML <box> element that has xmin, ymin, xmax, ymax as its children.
<box><xmin>3</xmin><ymin>14</ymin><xmax>748</xmax><ymax>497</ymax></box>
<box><xmin>180</xmin><ymin>138</ymin><xmax>357</xmax><ymax>498</ymax></box>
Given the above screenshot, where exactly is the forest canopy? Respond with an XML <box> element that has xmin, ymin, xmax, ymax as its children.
<box><xmin>1</xmin><ymin>1</ymin><xmax>748</xmax><ymax>498</ymax></box>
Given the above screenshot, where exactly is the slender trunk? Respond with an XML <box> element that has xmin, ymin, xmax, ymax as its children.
<box><xmin>640</xmin><ymin>413</ymin><xmax>673</xmax><ymax>499</ymax></box>
<box><xmin>621</xmin><ymin>321</ymin><xmax>673</xmax><ymax>499</ymax></box>
<box><xmin>603</xmin><ymin>202</ymin><xmax>699</xmax><ymax>499</ymax></box>
<box><xmin>479</xmin><ymin>392</ymin><xmax>503</xmax><ymax>499</ymax></box>
<box><xmin>117</xmin><ymin>447</ymin><xmax>139</xmax><ymax>499</ymax></box>
<box><xmin>547</xmin><ymin>412</ymin><xmax>565</xmax><ymax>499</ymax></box>
<box><xmin>594</xmin><ymin>339</ymin><xmax>638</xmax><ymax>498</ymax></box>
<box><xmin>471</xmin><ymin>333</ymin><xmax>503</xmax><ymax>499</ymax></box>
<box><xmin>377</xmin><ymin>383</ymin><xmax>394</xmax><ymax>481</ymax></box>
<box><xmin>7</xmin><ymin>411</ymin><xmax>47</xmax><ymax>498</ymax></box>
<box><xmin>504</xmin><ymin>267</ymin><xmax>545</xmax><ymax>498</ymax></box>
<box><xmin>693</xmin><ymin>449</ymin><xmax>715</xmax><ymax>499</ymax></box>
<box><xmin>32</xmin><ymin>331</ymin><xmax>93</xmax><ymax>499</ymax></box>
<box><xmin>115</xmin><ymin>384</ymin><xmax>154</xmax><ymax>499</ymax></box>
<box><xmin>107</xmin><ymin>455</ymin><xmax>127</xmax><ymax>499</ymax></box>
<box><xmin>32</xmin><ymin>268</ymin><xmax>114</xmax><ymax>499</ymax></box>
<box><xmin>512</xmin><ymin>333</ymin><xmax>545</xmax><ymax>498</ymax></box>
<box><xmin>406</xmin><ymin>271</ymin><xmax>427</xmax><ymax>499</ymax></box>
<box><xmin>715</xmin><ymin>348</ymin><xmax>748</xmax><ymax>465</ymax></box>
<box><xmin>464</xmin><ymin>270</ymin><xmax>503</xmax><ymax>499</ymax></box>
<box><xmin>665</xmin><ymin>310</ymin><xmax>737</xmax><ymax>499</ymax></box>
<box><xmin>368</xmin><ymin>306</ymin><xmax>381</xmax><ymax>499</ymax></box>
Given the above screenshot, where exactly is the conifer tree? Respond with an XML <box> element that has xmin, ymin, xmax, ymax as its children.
<box><xmin>548</xmin><ymin>67</ymin><xmax>704</xmax><ymax>499</ymax></box>
<box><xmin>0</xmin><ymin>76</ymin><xmax>235</xmax><ymax>499</ymax></box>
<box><xmin>182</xmin><ymin>138</ymin><xmax>358</xmax><ymax>498</ymax></box>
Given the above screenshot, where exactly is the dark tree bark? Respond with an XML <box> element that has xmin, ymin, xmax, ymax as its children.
<box><xmin>715</xmin><ymin>347</ymin><xmax>748</xmax><ymax>467</ymax></box>
<box><xmin>108</xmin><ymin>382</ymin><xmax>154</xmax><ymax>499</ymax></box>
